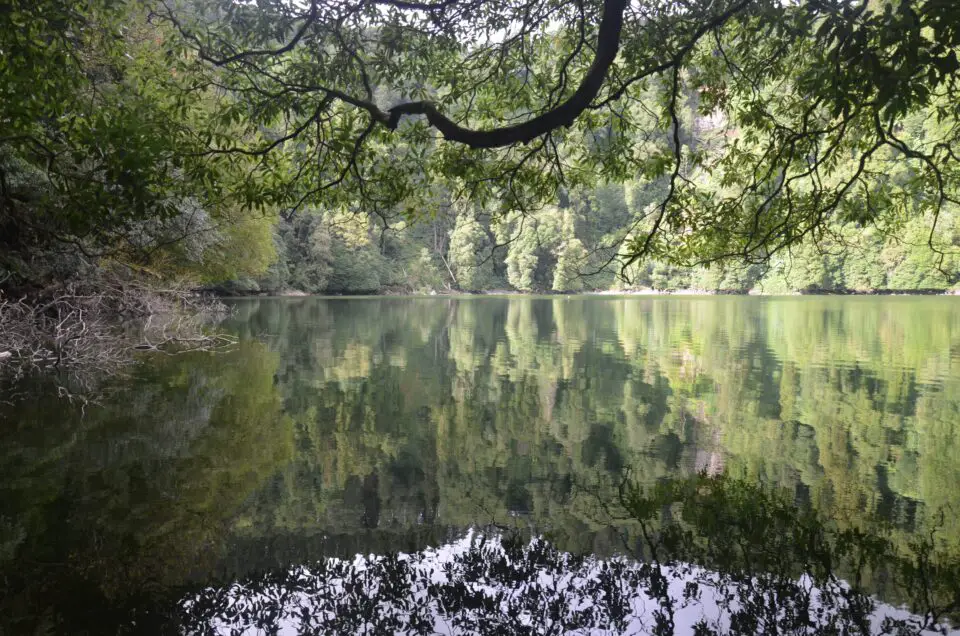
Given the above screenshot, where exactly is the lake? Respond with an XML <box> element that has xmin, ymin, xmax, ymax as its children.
<box><xmin>2</xmin><ymin>296</ymin><xmax>960</xmax><ymax>634</ymax></box>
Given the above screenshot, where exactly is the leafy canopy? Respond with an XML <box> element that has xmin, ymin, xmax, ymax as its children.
<box><xmin>0</xmin><ymin>0</ymin><xmax>276</xmax><ymax>284</ymax></box>
<box><xmin>162</xmin><ymin>0</ymin><xmax>960</xmax><ymax>271</ymax></box>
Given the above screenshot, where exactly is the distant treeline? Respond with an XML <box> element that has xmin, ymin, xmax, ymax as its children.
<box><xmin>219</xmin><ymin>182</ymin><xmax>959</xmax><ymax>295</ymax></box>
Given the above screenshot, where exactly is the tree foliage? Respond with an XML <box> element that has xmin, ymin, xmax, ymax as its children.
<box><xmin>160</xmin><ymin>0</ymin><xmax>960</xmax><ymax>272</ymax></box>
<box><xmin>0</xmin><ymin>0</ymin><xmax>276</xmax><ymax>287</ymax></box>
<box><xmin>241</xmin><ymin>181</ymin><xmax>960</xmax><ymax>294</ymax></box>
<box><xmin>448</xmin><ymin>208</ymin><xmax>497</xmax><ymax>291</ymax></box>
<box><xmin>3</xmin><ymin>0</ymin><xmax>960</xmax><ymax>294</ymax></box>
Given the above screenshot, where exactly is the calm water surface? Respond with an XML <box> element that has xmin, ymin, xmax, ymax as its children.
<box><xmin>2</xmin><ymin>296</ymin><xmax>959</xmax><ymax>633</ymax></box>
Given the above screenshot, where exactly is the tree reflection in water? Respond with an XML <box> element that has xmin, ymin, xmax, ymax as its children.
<box><xmin>181</xmin><ymin>475</ymin><xmax>959</xmax><ymax>636</ymax></box>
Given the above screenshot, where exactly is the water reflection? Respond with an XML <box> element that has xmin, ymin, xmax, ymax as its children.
<box><xmin>0</xmin><ymin>343</ymin><xmax>292</xmax><ymax>633</ymax></box>
<box><xmin>183</xmin><ymin>475</ymin><xmax>960</xmax><ymax>635</ymax></box>
<box><xmin>1</xmin><ymin>296</ymin><xmax>959</xmax><ymax>633</ymax></box>
<box><xmin>227</xmin><ymin>297</ymin><xmax>960</xmax><ymax>544</ymax></box>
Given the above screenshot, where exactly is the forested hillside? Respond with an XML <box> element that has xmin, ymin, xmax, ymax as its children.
<box><xmin>232</xmin><ymin>180</ymin><xmax>960</xmax><ymax>295</ymax></box>
<box><xmin>213</xmin><ymin>85</ymin><xmax>960</xmax><ymax>295</ymax></box>
<box><xmin>0</xmin><ymin>0</ymin><xmax>277</xmax><ymax>289</ymax></box>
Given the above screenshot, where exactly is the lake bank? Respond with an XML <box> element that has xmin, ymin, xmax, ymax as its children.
<box><xmin>219</xmin><ymin>286</ymin><xmax>960</xmax><ymax>298</ymax></box>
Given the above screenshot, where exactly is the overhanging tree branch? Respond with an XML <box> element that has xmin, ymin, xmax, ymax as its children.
<box><xmin>169</xmin><ymin>0</ymin><xmax>631</xmax><ymax>150</ymax></box>
<box><xmin>371</xmin><ymin>0</ymin><xmax>629</xmax><ymax>148</ymax></box>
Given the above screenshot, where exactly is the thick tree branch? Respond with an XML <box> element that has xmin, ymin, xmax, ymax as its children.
<box><xmin>365</xmin><ymin>0</ymin><xmax>629</xmax><ymax>148</ymax></box>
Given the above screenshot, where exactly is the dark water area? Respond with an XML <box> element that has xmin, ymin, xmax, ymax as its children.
<box><xmin>2</xmin><ymin>296</ymin><xmax>960</xmax><ymax>634</ymax></box>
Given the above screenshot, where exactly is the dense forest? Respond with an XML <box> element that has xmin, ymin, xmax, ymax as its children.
<box><xmin>3</xmin><ymin>0</ymin><xmax>960</xmax><ymax>309</ymax></box>
<box><xmin>237</xmin><ymin>180</ymin><xmax>960</xmax><ymax>295</ymax></box>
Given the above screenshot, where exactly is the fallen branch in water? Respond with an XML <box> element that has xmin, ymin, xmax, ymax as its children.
<box><xmin>135</xmin><ymin>312</ymin><xmax>238</xmax><ymax>354</ymax></box>
<box><xmin>0</xmin><ymin>277</ymin><xmax>235</xmax><ymax>394</ymax></box>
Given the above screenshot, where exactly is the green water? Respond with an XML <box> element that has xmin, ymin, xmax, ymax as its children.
<box><xmin>2</xmin><ymin>295</ymin><xmax>959</xmax><ymax>633</ymax></box>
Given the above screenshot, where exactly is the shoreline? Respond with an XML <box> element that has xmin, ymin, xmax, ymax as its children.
<box><xmin>220</xmin><ymin>287</ymin><xmax>960</xmax><ymax>298</ymax></box>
